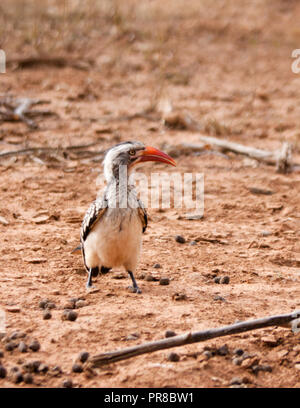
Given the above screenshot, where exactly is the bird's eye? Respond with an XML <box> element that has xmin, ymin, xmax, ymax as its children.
<box><xmin>129</xmin><ymin>149</ymin><xmax>136</xmax><ymax>156</ymax></box>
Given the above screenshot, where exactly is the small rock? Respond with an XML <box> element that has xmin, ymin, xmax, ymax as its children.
<box><xmin>233</xmin><ymin>348</ymin><xmax>244</xmax><ymax>356</ymax></box>
<box><xmin>213</xmin><ymin>277</ymin><xmax>221</xmax><ymax>284</ymax></box>
<box><xmin>220</xmin><ymin>276</ymin><xmax>230</xmax><ymax>284</ymax></box>
<box><xmin>18</xmin><ymin>342</ymin><xmax>28</xmax><ymax>353</ymax></box>
<box><xmin>159</xmin><ymin>278</ymin><xmax>170</xmax><ymax>286</ymax></box>
<box><xmin>230</xmin><ymin>377</ymin><xmax>242</xmax><ymax>385</ymax></box>
<box><xmin>252</xmin><ymin>364</ymin><xmax>272</xmax><ymax>374</ymax></box>
<box><xmin>39</xmin><ymin>299</ymin><xmax>49</xmax><ymax>309</ymax></box>
<box><xmin>0</xmin><ymin>216</ymin><xmax>9</xmax><ymax>225</ymax></box>
<box><xmin>5</xmin><ymin>341</ymin><xmax>17</xmax><ymax>351</ymax></box>
<box><xmin>153</xmin><ymin>263</ymin><xmax>161</xmax><ymax>269</ymax></box>
<box><xmin>213</xmin><ymin>295</ymin><xmax>225</xmax><ymax>302</ymax></box>
<box><xmin>126</xmin><ymin>333</ymin><xmax>140</xmax><ymax>341</ymax></box>
<box><xmin>11</xmin><ymin>372</ymin><xmax>23</xmax><ymax>384</ymax></box>
<box><xmin>75</xmin><ymin>300</ymin><xmax>87</xmax><ymax>308</ymax></box>
<box><xmin>175</xmin><ymin>235</ymin><xmax>186</xmax><ymax>244</ymax></box>
<box><xmin>46</xmin><ymin>302</ymin><xmax>56</xmax><ymax>310</ymax></box>
<box><xmin>43</xmin><ymin>311</ymin><xmax>52</xmax><ymax>320</ymax></box>
<box><xmin>0</xmin><ymin>365</ymin><xmax>7</xmax><ymax>378</ymax></box>
<box><xmin>62</xmin><ymin>379</ymin><xmax>73</xmax><ymax>388</ymax></box>
<box><xmin>38</xmin><ymin>364</ymin><xmax>49</xmax><ymax>374</ymax></box>
<box><xmin>261</xmin><ymin>230</ymin><xmax>271</xmax><ymax>237</ymax></box>
<box><xmin>203</xmin><ymin>351</ymin><xmax>212</xmax><ymax>360</ymax></box>
<box><xmin>190</xmin><ymin>241</ymin><xmax>197</xmax><ymax>246</ymax></box>
<box><xmin>23</xmin><ymin>373</ymin><xmax>33</xmax><ymax>384</ymax></box>
<box><xmin>165</xmin><ymin>330</ymin><xmax>177</xmax><ymax>338</ymax></box>
<box><xmin>6</xmin><ymin>306</ymin><xmax>21</xmax><ymax>313</ymax></box>
<box><xmin>29</xmin><ymin>340</ymin><xmax>40</xmax><ymax>352</ymax></box>
<box><xmin>63</xmin><ymin>301</ymin><xmax>76</xmax><ymax>310</ymax></box>
<box><xmin>145</xmin><ymin>274</ymin><xmax>158</xmax><ymax>282</ymax></box>
<box><xmin>0</xmin><ymin>351</ymin><xmax>3</xmax><ymax>358</ymax></box>
<box><xmin>232</xmin><ymin>357</ymin><xmax>243</xmax><ymax>366</ymax></box>
<box><xmin>261</xmin><ymin>336</ymin><xmax>279</xmax><ymax>347</ymax></box>
<box><xmin>167</xmin><ymin>352</ymin><xmax>180</xmax><ymax>362</ymax></box>
<box><xmin>78</xmin><ymin>351</ymin><xmax>89</xmax><ymax>363</ymax></box>
<box><xmin>172</xmin><ymin>293</ymin><xmax>187</xmax><ymax>301</ymax></box>
<box><xmin>10</xmin><ymin>331</ymin><xmax>26</xmax><ymax>340</ymax></box>
<box><xmin>217</xmin><ymin>344</ymin><xmax>229</xmax><ymax>356</ymax></box>
<box><xmin>72</xmin><ymin>363</ymin><xmax>83</xmax><ymax>373</ymax></box>
<box><xmin>62</xmin><ymin>310</ymin><xmax>78</xmax><ymax>322</ymax></box>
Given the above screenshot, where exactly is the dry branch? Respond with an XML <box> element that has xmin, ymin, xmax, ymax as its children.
<box><xmin>90</xmin><ymin>310</ymin><xmax>300</xmax><ymax>367</ymax></box>
<box><xmin>6</xmin><ymin>56</ymin><xmax>94</xmax><ymax>71</ymax></box>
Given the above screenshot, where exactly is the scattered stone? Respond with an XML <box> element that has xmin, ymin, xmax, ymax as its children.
<box><xmin>18</xmin><ymin>342</ymin><xmax>28</xmax><ymax>353</ymax></box>
<box><xmin>159</xmin><ymin>278</ymin><xmax>170</xmax><ymax>286</ymax></box>
<box><xmin>167</xmin><ymin>352</ymin><xmax>180</xmax><ymax>362</ymax></box>
<box><xmin>0</xmin><ymin>216</ymin><xmax>9</xmax><ymax>225</ymax></box>
<box><xmin>230</xmin><ymin>377</ymin><xmax>243</xmax><ymax>385</ymax></box>
<box><xmin>75</xmin><ymin>300</ymin><xmax>87</xmax><ymax>308</ymax></box>
<box><xmin>220</xmin><ymin>276</ymin><xmax>230</xmax><ymax>284</ymax></box>
<box><xmin>153</xmin><ymin>263</ymin><xmax>161</xmax><ymax>269</ymax></box>
<box><xmin>217</xmin><ymin>344</ymin><xmax>229</xmax><ymax>356</ymax></box>
<box><xmin>39</xmin><ymin>299</ymin><xmax>49</xmax><ymax>309</ymax></box>
<box><xmin>112</xmin><ymin>273</ymin><xmax>126</xmax><ymax>279</ymax></box>
<box><xmin>232</xmin><ymin>357</ymin><xmax>243</xmax><ymax>366</ymax></box>
<box><xmin>62</xmin><ymin>310</ymin><xmax>78</xmax><ymax>322</ymax></box>
<box><xmin>0</xmin><ymin>365</ymin><xmax>7</xmax><ymax>378</ymax></box>
<box><xmin>10</xmin><ymin>331</ymin><xmax>26</xmax><ymax>340</ymax></box>
<box><xmin>0</xmin><ymin>351</ymin><xmax>3</xmax><ymax>358</ymax></box>
<box><xmin>62</xmin><ymin>379</ymin><xmax>73</xmax><ymax>388</ymax></box>
<box><xmin>248</xmin><ymin>187</ymin><xmax>273</xmax><ymax>195</ymax></box>
<box><xmin>78</xmin><ymin>351</ymin><xmax>89</xmax><ymax>363</ymax></box>
<box><xmin>29</xmin><ymin>340</ymin><xmax>40</xmax><ymax>352</ymax></box>
<box><xmin>203</xmin><ymin>351</ymin><xmax>212</xmax><ymax>360</ymax></box>
<box><xmin>23</xmin><ymin>373</ymin><xmax>33</xmax><ymax>384</ymax></box>
<box><xmin>6</xmin><ymin>306</ymin><xmax>21</xmax><ymax>313</ymax></box>
<box><xmin>145</xmin><ymin>274</ymin><xmax>159</xmax><ymax>282</ymax></box>
<box><xmin>63</xmin><ymin>301</ymin><xmax>76</xmax><ymax>309</ymax></box>
<box><xmin>175</xmin><ymin>235</ymin><xmax>186</xmax><ymax>244</ymax></box>
<box><xmin>213</xmin><ymin>277</ymin><xmax>221</xmax><ymax>284</ymax></box>
<box><xmin>233</xmin><ymin>348</ymin><xmax>244</xmax><ymax>356</ymax></box>
<box><xmin>126</xmin><ymin>333</ymin><xmax>140</xmax><ymax>341</ymax></box>
<box><xmin>261</xmin><ymin>336</ymin><xmax>279</xmax><ymax>347</ymax></box>
<box><xmin>252</xmin><ymin>364</ymin><xmax>272</xmax><ymax>374</ymax></box>
<box><xmin>261</xmin><ymin>231</ymin><xmax>272</xmax><ymax>237</ymax></box>
<box><xmin>43</xmin><ymin>311</ymin><xmax>52</xmax><ymax>320</ymax></box>
<box><xmin>46</xmin><ymin>302</ymin><xmax>56</xmax><ymax>310</ymax></box>
<box><xmin>165</xmin><ymin>330</ymin><xmax>177</xmax><ymax>338</ymax></box>
<box><xmin>172</xmin><ymin>293</ymin><xmax>187</xmax><ymax>301</ymax></box>
<box><xmin>72</xmin><ymin>363</ymin><xmax>83</xmax><ymax>373</ymax></box>
<box><xmin>5</xmin><ymin>341</ymin><xmax>17</xmax><ymax>351</ymax></box>
<box><xmin>213</xmin><ymin>295</ymin><xmax>225</xmax><ymax>302</ymax></box>
<box><xmin>190</xmin><ymin>241</ymin><xmax>197</xmax><ymax>246</ymax></box>
<box><xmin>38</xmin><ymin>364</ymin><xmax>49</xmax><ymax>374</ymax></box>
<box><xmin>11</xmin><ymin>371</ymin><xmax>23</xmax><ymax>384</ymax></box>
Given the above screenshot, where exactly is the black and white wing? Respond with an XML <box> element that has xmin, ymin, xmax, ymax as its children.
<box><xmin>137</xmin><ymin>199</ymin><xmax>147</xmax><ymax>233</ymax></box>
<box><xmin>80</xmin><ymin>194</ymin><xmax>108</xmax><ymax>244</ymax></box>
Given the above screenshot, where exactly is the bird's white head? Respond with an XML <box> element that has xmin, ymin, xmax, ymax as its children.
<box><xmin>103</xmin><ymin>141</ymin><xmax>176</xmax><ymax>182</ymax></box>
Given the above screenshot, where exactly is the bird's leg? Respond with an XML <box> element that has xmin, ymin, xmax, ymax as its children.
<box><xmin>127</xmin><ymin>271</ymin><xmax>142</xmax><ymax>294</ymax></box>
<box><xmin>86</xmin><ymin>267</ymin><xmax>99</xmax><ymax>289</ymax></box>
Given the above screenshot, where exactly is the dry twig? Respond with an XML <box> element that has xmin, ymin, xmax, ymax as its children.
<box><xmin>90</xmin><ymin>310</ymin><xmax>300</xmax><ymax>367</ymax></box>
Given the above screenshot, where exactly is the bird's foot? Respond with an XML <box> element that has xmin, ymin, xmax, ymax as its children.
<box><xmin>128</xmin><ymin>285</ymin><xmax>142</xmax><ymax>294</ymax></box>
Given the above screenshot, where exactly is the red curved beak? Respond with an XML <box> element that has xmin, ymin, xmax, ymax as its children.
<box><xmin>134</xmin><ymin>146</ymin><xmax>176</xmax><ymax>167</ymax></box>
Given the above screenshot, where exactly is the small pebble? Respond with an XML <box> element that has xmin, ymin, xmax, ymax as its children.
<box><xmin>12</xmin><ymin>372</ymin><xmax>23</xmax><ymax>384</ymax></box>
<box><xmin>0</xmin><ymin>351</ymin><xmax>4</xmax><ymax>358</ymax></box>
<box><xmin>18</xmin><ymin>342</ymin><xmax>28</xmax><ymax>353</ymax></box>
<box><xmin>62</xmin><ymin>379</ymin><xmax>73</xmax><ymax>388</ymax></box>
<box><xmin>232</xmin><ymin>357</ymin><xmax>243</xmax><ymax>366</ymax></box>
<box><xmin>23</xmin><ymin>373</ymin><xmax>33</xmax><ymax>384</ymax></box>
<box><xmin>75</xmin><ymin>300</ymin><xmax>87</xmax><ymax>308</ymax></box>
<box><xmin>159</xmin><ymin>278</ymin><xmax>170</xmax><ymax>286</ymax></box>
<box><xmin>10</xmin><ymin>331</ymin><xmax>26</xmax><ymax>340</ymax></box>
<box><xmin>190</xmin><ymin>241</ymin><xmax>197</xmax><ymax>246</ymax></box>
<box><xmin>43</xmin><ymin>311</ymin><xmax>52</xmax><ymax>320</ymax></box>
<box><xmin>230</xmin><ymin>377</ymin><xmax>242</xmax><ymax>385</ymax></box>
<box><xmin>252</xmin><ymin>364</ymin><xmax>272</xmax><ymax>374</ymax></box>
<box><xmin>175</xmin><ymin>235</ymin><xmax>186</xmax><ymax>244</ymax></box>
<box><xmin>62</xmin><ymin>310</ymin><xmax>78</xmax><ymax>322</ymax></box>
<box><xmin>0</xmin><ymin>365</ymin><xmax>7</xmax><ymax>378</ymax></box>
<box><xmin>213</xmin><ymin>295</ymin><xmax>225</xmax><ymax>302</ymax></box>
<box><xmin>165</xmin><ymin>330</ymin><xmax>177</xmax><ymax>338</ymax></box>
<box><xmin>78</xmin><ymin>351</ymin><xmax>89</xmax><ymax>363</ymax></box>
<box><xmin>38</xmin><ymin>364</ymin><xmax>49</xmax><ymax>374</ymax></box>
<box><xmin>29</xmin><ymin>340</ymin><xmax>40</xmax><ymax>352</ymax></box>
<box><xmin>167</xmin><ymin>352</ymin><xmax>180</xmax><ymax>362</ymax></box>
<box><xmin>233</xmin><ymin>348</ymin><xmax>244</xmax><ymax>356</ymax></box>
<box><xmin>72</xmin><ymin>363</ymin><xmax>83</xmax><ymax>373</ymax></box>
<box><xmin>46</xmin><ymin>302</ymin><xmax>56</xmax><ymax>310</ymax></box>
<box><xmin>145</xmin><ymin>274</ymin><xmax>156</xmax><ymax>282</ymax></box>
<box><xmin>217</xmin><ymin>344</ymin><xmax>229</xmax><ymax>356</ymax></box>
<box><xmin>153</xmin><ymin>263</ymin><xmax>161</xmax><ymax>269</ymax></box>
<box><xmin>213</xmin><ymin>277</ymin><xmax>221</xmax><ymax>284</ymax></box>
<box><xmin>39</xmin><ymin>299</ymin><xmax>49</xmax><ymax>309</ymax></box>
<box><xmin>220</xmin><ymin>276</ymin><xmax>230</xmax><ymax>284</ymax></box>
<box><xmin>63</xmin><ymin>301</ymin><xmax>75</xmax><ymax>310</ymax></box>
<box><xmin>5</xmin><ymin>341</ymin><xmax>17</xmax><ymax>351</ymax></box>
<box><xmin>172</xmin><ymin>293</ymin><xmax>187</xmax><ymax>301</ymax></box>
<box><xmin>203</xmin><ymin>351</ymin><xmax>212</xmax><ymax>360</ymax></box>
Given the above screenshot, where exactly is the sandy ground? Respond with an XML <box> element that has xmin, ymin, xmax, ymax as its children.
<box><xmin>0</xmin><ymin>0</ymin><xmax>299</xmax><ymax>388</ymax></box>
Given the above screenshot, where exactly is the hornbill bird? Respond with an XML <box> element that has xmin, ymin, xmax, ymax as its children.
<box><xmin>80</xmin><ymin>141</ymin><xmax>176</xmax><ymax>293</ymax></box>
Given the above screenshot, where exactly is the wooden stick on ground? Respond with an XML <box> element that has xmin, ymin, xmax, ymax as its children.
<box><xmin>90</xmin><ymin>310</ymin><xmax>300</xmax><ymax>367</ymax></box>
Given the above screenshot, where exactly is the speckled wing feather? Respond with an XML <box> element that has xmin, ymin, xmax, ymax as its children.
<box><xmin>137</xmin><ymin>199</ymin><xmax>147</xmax><ymax>233</ymax></box>
<box><xmin>80</xmin><ymin>194</ymin><xmax>108</xmax><ymax>243</ymax></box>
